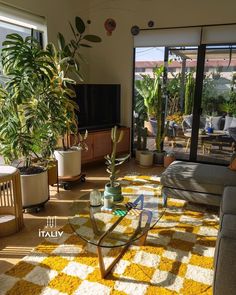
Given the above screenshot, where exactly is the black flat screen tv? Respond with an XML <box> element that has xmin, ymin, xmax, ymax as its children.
<box><xmin>74</xmin><ymin>84</ymin><xmax>121</xmax><ymax>131</ymax></box>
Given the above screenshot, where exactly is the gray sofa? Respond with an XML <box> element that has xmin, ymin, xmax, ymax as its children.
<box><xmin>160</xmin><ymin>161</ymin><xmax>236</xmax><ymax>206</ymax></box>
<box><xmin>214</xmin><ymin>186</ymin><xmax>236</xmax><ymax>295</ymax></box>
<box><xmin>160</xmin><ymin>161</ymin><xmax>236</xmax><ymax>295</ymax></box>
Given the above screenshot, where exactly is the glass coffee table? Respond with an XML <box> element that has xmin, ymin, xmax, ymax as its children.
<box><xmin>69</xmin><ymin>193</ymin><xmax>165</xmax><ymax>278</ymax></box>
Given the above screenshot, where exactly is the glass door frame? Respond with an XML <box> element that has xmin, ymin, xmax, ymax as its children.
<box><xmin>132</xmin><ymin>42</ymin><xmax>236</xmax><ymax>165</ymax></box>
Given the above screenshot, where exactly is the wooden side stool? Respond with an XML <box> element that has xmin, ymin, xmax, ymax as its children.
<box><xmin>0</xmin><ymin>165</ymin><xmax>24</xmax><ymax>237</ymax></box>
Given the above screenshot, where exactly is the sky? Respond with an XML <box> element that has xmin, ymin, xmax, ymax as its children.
<box><xmin>135</xmin><ymin>47</ymin><xmax>165</xmax><ymax>61</ymax></box>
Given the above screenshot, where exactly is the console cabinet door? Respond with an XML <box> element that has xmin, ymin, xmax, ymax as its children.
<box><xmin>93</xmin><ymin>131</ymin><xmax>112</xmax><ymax>158</ymax></box>
<box><xmin>116</xmin><ymin>128</ymin><xmax>130</xmax><ymax>154</ymax></box>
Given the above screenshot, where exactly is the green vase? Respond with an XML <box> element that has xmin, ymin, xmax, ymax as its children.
<box><xmin>104</xmin><ymin>182</ymin><xmax>123</xmax><ymax>202</ymax></box>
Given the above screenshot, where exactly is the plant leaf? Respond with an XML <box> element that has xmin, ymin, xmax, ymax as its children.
<box><xmin>82</xmin><ymin>35</ymin><xmax>102</xmax><ymax>43</ymax></box>
<box><xmin>57</xmin><ymin>32</ymin><xmax>66</xmax><ymax>51</ymax></box>
<box><xmin>75</xmin><ymin>16</ymin><xmax>85</xmax><ymax>34</ymax></box>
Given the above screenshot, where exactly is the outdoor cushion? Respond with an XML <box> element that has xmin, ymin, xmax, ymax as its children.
<box><xmin>211</xmin><ymin>116</ymin><xmax>223</xmax><ymax>130</ymax></box>
<box><xmin>230</xmin><ymin>117</ymin><xmax>236</xmax><ymax>128</ymax></box>
<box><xmin>161</xmin><ymin>161</ymin><xmax>236</xmax><ymax>195</ymax></box>
<box><xmin>224</xmin><ymin>116</ymin><xmax>233</xmax><ymax>130</ymax></box>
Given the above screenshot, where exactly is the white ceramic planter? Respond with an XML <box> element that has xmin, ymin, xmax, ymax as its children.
<box><xmin>135</xmin><ymin>149</ymin><xmax>142</xmax><ymax>162</ymax></box>
<box><xmin>54</xmin><ymin>148</ymin><xmax>81</xmax><ymax>177</ymax></box>
<box><xmin>21</xmin><ymin>170</ymin><xmax>48</xmax><ymax>208</ymax></box>
<box><xmin>139</xmin><ymin>151</ymin><xmax>153</xmax><ymax>167</ymax></box>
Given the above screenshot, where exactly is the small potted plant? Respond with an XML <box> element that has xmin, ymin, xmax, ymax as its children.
<box><xmin>104</xmin><ymin>126</ymin><xmax>130</xmax><ymax>202</ymax></box>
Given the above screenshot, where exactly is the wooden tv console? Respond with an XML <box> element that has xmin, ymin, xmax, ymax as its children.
<box><xmin>78</xmin><ymin>127</ymin><xmax>130</xmax><ymax>164</ymax></box>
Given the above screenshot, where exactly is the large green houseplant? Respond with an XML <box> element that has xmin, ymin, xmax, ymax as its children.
<box><xmin>0</xmin><ymin>33</ymin><xmax>67</xmax><ymax>208</ymax></box>
<box><xmin>52</xmin><ymin>16</ymin><xmax>101</xmax><ymax>178</ymax></box>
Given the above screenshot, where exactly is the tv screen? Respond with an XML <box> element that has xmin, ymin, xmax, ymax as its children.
<box><xmin>74</xmin><ymin>84</ymin><xmax>121</xmax><ymax>131</ymax></box>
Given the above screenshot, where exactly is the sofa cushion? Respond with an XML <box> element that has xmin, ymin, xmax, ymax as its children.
<box><xmin>222</xmin><ymin>186</ymin><xmax>236</xmax><ymax>215</ymax></box>
<box><xmin>161</xmin><ymin>161</ymin><xmax>236</xmax><ymax>195</ymax></box>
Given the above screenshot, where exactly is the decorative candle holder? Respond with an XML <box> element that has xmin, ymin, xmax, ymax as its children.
<box><xmin>90</xmin><ymin>189</ymin><xmax>102</xmax><ymax>207</ymax></box>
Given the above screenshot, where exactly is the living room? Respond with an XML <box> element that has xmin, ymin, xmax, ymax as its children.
<box><xmin>0</xmin><ymin>0</ymin><xmax>236</xmax><ymax>294</ymax></box>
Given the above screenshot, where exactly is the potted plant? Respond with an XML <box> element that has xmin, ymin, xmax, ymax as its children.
<box><xmin>52</xmin><ymin>16</ymin><xmax>101</xmax><ymax>178</ymax></box>
<box><xmin>0</xmin><ymin>34</ymin><xmax>59</xmax><ymax>209</ymax></box>
<box><xmin>136</xmin><ymin>67</ymin><xmax>166</xmax><ymax>165</ymax></box>
<box><xmin>104</xmin><ymin>126</ymin><xmax>130</xmax><ymax>202</ymax></box>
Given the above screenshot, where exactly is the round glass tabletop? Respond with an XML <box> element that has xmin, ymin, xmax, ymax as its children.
<box><xmin>69</xmin><ymin>193</ymin><xmax>165</xmax><ymax>248</ymax></box>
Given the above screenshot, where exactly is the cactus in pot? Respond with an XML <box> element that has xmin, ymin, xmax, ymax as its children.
<box><xmin>104</xmin><ymin>126</ymin><xmax>130</xmax><ymax>202</ymax></box>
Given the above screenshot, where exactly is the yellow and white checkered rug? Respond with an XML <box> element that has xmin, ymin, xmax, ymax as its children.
<box><xmin>0</xmin><ymin>175</ymin><xmax>219</xmax><ymax>295</ymax></box>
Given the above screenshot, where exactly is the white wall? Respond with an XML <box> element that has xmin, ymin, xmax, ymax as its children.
<box><xmin>87</xmin><ymin>0</ymin><xmax>236</xmax><ymax>127</ymax></box>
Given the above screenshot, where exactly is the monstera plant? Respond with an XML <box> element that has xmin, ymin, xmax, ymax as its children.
<box><xmin>0</xmin><ymin>33</ymin><xmax>66</xmax><ymax>209</ymax></box>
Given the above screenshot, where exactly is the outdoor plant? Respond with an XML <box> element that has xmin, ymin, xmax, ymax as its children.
<box><xmin>135</xmin><ymin>67</ymin><xmax>167</xmax><ymax>154</ymax></box>
<box><xmin>105</xmin><ymin>126</ymin><xmax>130</xmax><ymax>188</ymax></box>
<box><xmin>134</xmin><ymin>92</ymin><xmax>148</xmax><ymax>151</ymax></box>
<box><xmin>184</xmin><ymin>72</ymin><xmax>195</xmax><ymax>115</ymax></box>
<box><xmin>135</xmin><ymin>66</ymin><xmax>164</xmax><ymax>118</ymax></box>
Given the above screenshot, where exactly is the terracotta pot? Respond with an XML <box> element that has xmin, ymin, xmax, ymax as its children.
<box><xmin>164</xmin><ymin>155</ymin><xmax>176</xmax><ymax>168</ymax></box>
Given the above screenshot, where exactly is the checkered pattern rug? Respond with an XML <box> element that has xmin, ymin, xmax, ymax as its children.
<box><xmin>0</xmin><ymin>175</ymin><xmax>219</xmax><ymax>295</ymax></box>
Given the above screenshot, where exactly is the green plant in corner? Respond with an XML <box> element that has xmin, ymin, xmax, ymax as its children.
<box><xmin>0</xmin><ymin>34</ymin><xmax>58</xmax><ymax>170</ymax></box>
<box><xmin>57</xmin><ymin>16</ymin><xmax>102</xmax><ymax>81</ymax></box>
<box><xmin>104</xmin><ymin>126</ymin><xmax>130</xmax><ymax>201</ymax></box>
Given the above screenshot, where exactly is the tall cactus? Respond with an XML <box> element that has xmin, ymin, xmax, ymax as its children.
<box><xmin>184</xmin><ymin>72</ymin><xmax>195</xmax><ymax>115</ymax></box>
<box><xmin>105</xmin><ymin>126</ymin><xmax>130</xmax><ymax>187</ymax></box>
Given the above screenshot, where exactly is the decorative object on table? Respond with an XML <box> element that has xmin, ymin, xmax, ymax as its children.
<box><xmin>104</xmin><ymin>18</ymin><xmax>116</xmax><ymax>35</ymax></box>
<box><xmin>127</xmin><ymin>208</ymin><xmax>142</xmax><ymax>216</ymax></box>
<box><xmin>207</xmin><ymin>127</ymin><xmax>214</xmax><ymax>133</ymax></box>
<box><xmin>131</xmin><ymin>25</ymin><xmax>140</xmax><ymax>35</ymax></box>
<box><xmin>101</xmin><ymin>195</ymin><xmax>113</xmax><ymax>211</ymax></box>
<box><xmin>164</xmin><ymin>151</ymin><xmax>176</xmax><ymax>168</ymax></box>
<box><xmin>104</xmin><ymin>126</ymin><xmax>130</xmax><ymax>202</ymax></box>
<box><xmin>113</xmin><ymin>209</ymin><xmax>127</xmax><ymax>216</ymax></box>
<box><xmin>90</xmin><ymin>189</ymin><xmax>102</xmax><ymax>207</ymax></box>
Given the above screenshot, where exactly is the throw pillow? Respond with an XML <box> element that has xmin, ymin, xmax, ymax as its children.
<box><xmin>184</xmin><ymin>115</ymin><xmax>193</xmax><ymax>128</ymax></box>
<box><xmin>211</xmin><ymin>116</ymin><xmax>222</xmax><ymax>130</ymax></box>
<box><xmin>230</xmin><ymin>117</ymin><xmax>236</xmax><ymax>128</ymax></box>
<box><xmin>224</xmin><ymin>116</ymin><xmax>233</xmax><ymax>130</ymax></box>
<box><xmin>229</xmin><ymin>155</ymin><xmax>236</xmax><ymax>171</ymax></box>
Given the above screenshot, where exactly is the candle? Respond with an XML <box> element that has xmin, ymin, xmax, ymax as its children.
<box><xmin>104</xmin><ymin>195</ymin><xmax>113</xmax><ymax>209</ymax></box>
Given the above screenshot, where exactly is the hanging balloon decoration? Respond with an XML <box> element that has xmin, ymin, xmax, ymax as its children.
<box><xmin>104</xmin><ymin>18</ymin><xmax>116</xmax><ymax>36</ymax></box>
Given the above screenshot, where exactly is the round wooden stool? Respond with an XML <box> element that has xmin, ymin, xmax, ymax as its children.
<box><xmin>0</xmin><ymin>165</ymin><xmax>24</xmax><ymax>237</ymax></box>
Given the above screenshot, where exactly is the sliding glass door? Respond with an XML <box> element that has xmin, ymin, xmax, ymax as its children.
<box><xmin>133</xmin><ymin>43</ymin><xmax>236</xmax><ymax>165</ymax></box>
<box><xmin>196</xmin><ymin>45</ymin><xmax>236</xmax><ymax>164</ymax></box>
